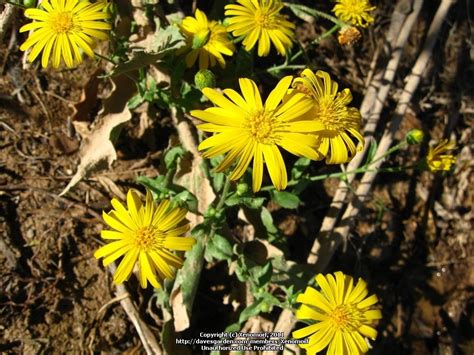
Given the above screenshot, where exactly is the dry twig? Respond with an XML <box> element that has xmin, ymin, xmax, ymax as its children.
<box><xmin>307</xmin><ymin>0</ymin><xmax>425</xmax><ymax>265</ymax></box>
<box><xmin>0</xmin><ymin>3</ymin><xmax>15</xmax><ymax>43</ymax></box>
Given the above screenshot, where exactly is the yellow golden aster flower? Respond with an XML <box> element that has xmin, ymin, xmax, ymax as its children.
<box><xmin>426</xmin><ymin>139</ymin><xmax>456</xmax><ymax>172</ymax></box>
<box><xmin>293</xmin><ymin>272</ymin><xmax>382</xmax><ymax>355</ymax></box>
<box><xmin>179</xmin><ymin>9</ymin><xmax>235</xmax><ymax>69</ymax></box>
<box><xmin>333</xmin><ymin>0</ymin><xmax>376</xmax><ymax>28</ymax></box>
<box><xmin>19</xmin><ymin>0</ymin><xmax>111</xmax><ymax>69</ymax></box>
<box><xmin>94</xmin><ymin>189</ymin><xmax>196</xmax><ymax>289</ymax></box>
<box><xmin>225</xmin><ymin>0</ymin><xmax>295</xmax><ymax>57</ymax></box>
<box><xmin>293</xmin><ymin>68</ymin><xmax>364</xmax><ymax>164</ymax></box>
<box><xmin>191</xmin><ymin>76</ymin><xmax>322</xmax><ymax>192</ymax></box>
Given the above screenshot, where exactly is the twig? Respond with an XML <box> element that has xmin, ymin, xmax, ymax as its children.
<box><xmin>307</xmin><ymin>0</ymin><xmax>425</xmax><ymax>265</ymax></box>
<box><xmin>323</xmin><ymin>0</ymin><xmax>456</xmax><ymax>269</ymax></box>
<box><xmin>268</xmin><ymin>0</ymin><xmax>426</xmax><ymax>344</ymax></box>
<box><xmin>107</xmin><ymin>264</ymin><xmax>163</xmax><ymax>355</ymax></box>
<box><xmin>0</xmin><ymin>3</ymin><xmax>16</xmax><ymax>43</ymax></box>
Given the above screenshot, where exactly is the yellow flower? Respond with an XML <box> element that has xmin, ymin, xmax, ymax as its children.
<box><xmin>19</xmin><ymin>0</ymin><xmax>111</xmax><ymax>69</ymax></box>
<box><xmin>293</xmin><ymin>272</ymin><xmax>382</xmax><ymax>354</ymax></box>
<box><xmin>293</xmin><ymin>69</ymin><xmax>364</xmax><ymax>164</ymax></box>
<box><xmin>426</xmin><ymin>139</ymin><xmax>456</xmax><ymax>172</ymax></box>
<box><xmin>225</xmin><ymin>0</ymin><xmax>295</xmax><ymax>57</ymax></box>
<box><xmin>179</xmin><ymin>9</ymin><xmax>235</xmax><ymax>69</ymax></box>
<box><xmin>94</xmin><ymin>189</ymin><xmax>196</xmax><ymax>288</ymax></box>
<box><xmin>333</xmin><ymin>0</ymin><xmax>376</xmax><ymax>28</ymax></box>
<box><xmin>191</xmin><ymin>76</ymin><xmax>321</xmax><ymax>192</ymax></box>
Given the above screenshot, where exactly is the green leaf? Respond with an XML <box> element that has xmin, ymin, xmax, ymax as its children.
<box><xmin>251</xmin><ymin>261</ymin><xmax>273</xmax><ymax>288</ymax></box>
<box><xmin>238</xmin><ymin>299</ymin><xmax>264</xmax><ymax>324</ymax></box>
<box><xmin>291</xmin><ymin>157</ymin><xmax>311</xmax><ymax>180</ymax></box>
<box><xmin>171</xmin><ymin>190</ymin><xmax>198</xmax><ymax>213</ymax></box>
<box><xmin>260</xmin><ymin>207</ymin><xmax>278</xmax><ymax>234</ymax></box>
<box><xmin>225</xmin><ymin>193</ymin><xmax>265</xmax><ymax>209</ymax></box>
<box><xmin>137</xmin><ymin>175</ymin><xmax>168</xmax><ymax>194</ymax></box>
<box><xmin>164</xmin><ymin>146</ymin><xmax>186</xmax><ymax>169</ymax></box>
<box><xmin>127</xmin><ymin>93</ymin><xmax>144</xmax><ymax>109</ymax></box>
<box><xmin>110</xmin><ymin>26</ymin><xmax>185</xmax><ymax>76</ymax></box>
<box><xmin>365</xmin><ymin>139</ymin><xmax>378</xmax><ymax>166</ymax></box>
<box><xmin>285</xmin><ymin>3</ymin><xmax>320</xmax><ymax>22</ymax></box>
<box><xmin>204</xmin><ymin>234</ymin><xmax>233</xmax><ymax>262</ymax></box>
<box><xmin>212</xmin><ymin>172</ymin><xmax>225</xmax><ymax>193</ymax></box>
<box><xmin>270</xmin><ymin>190</ymin><xmax>300</xmax><ymax>209</ymax></box>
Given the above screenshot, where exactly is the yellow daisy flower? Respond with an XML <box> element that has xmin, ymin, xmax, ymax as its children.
<box><xmin>19</xmin><ymin>0</ymin><xmax>111</xmax><ymax>69</ymax></box>
<box><xmin>293</xmin><ymin>272</ymin><xmax>382</xmax><ymax>354</ymax></box>
<box><xmin>191</xmin><ymin>76</ymin><xmax>322</xmax><ymax>192</ymax></box>
<box><xmin>94</xmin><ymin>189</ymin><xmax>196</xmax><ymax>289</ymax></box>
<box><xmin>179</xmin><ymin>9</ymin><xmax>235</xmax><ymax>69</ymax></box>
<box><xmin>426</xmin><ymin>139</ymin><xmax>457</xmax><ymax>172</ymax></box>
<box><xmin>333</xmin><ymin>0</ymin><xmax>376</xmax><ymax>28</ymax></box>
<box><xmin>293</xmin><ymin>68</ymin><xmax>364</xmax><ymax>164</ymax></box>
<box><xmin>225</xmin><ymin>0</ymin><xmax>295</xmax><ymax>57</ymax></box>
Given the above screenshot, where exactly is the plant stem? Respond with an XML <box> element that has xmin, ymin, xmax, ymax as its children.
<box><xmin>313</xmin><ymin>24</ymin><xmax>341</xmax><ymax>44</ymax></box>
<box><xmin>2</xmin><ymin>0</ymin><xmax>26</xmax><ymax>9</ymax></box>
<box><xmin>94</xmin><ymin>51</ymin><xmax>115</xmax><ymax>65</ymax></box>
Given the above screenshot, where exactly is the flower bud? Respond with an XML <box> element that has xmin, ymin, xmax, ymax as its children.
<box><xmin>194</xmin><ymin>69</ymin><xmax>216</xmax><ymax>90</ymax></box>
<box><xmin>236</xmin><ymin>182</ymin><xmax>249</xmax><ymax>196</ymax></box>
<box><xmin>406</xmin><ymin>129</ymin><xmax>424</xmax><ymax>145</ymax></box>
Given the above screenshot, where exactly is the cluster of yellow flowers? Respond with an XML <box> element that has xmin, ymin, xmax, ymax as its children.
<box><xmin>18</xmin><ymin>2</ymin><xmax>460</xmax><ymax>354</ymax></box>
<box><xmin>18</xmin><ymin>0</ymin><xmax>378</xmax><ymax>69</ymax></box>
<box><xmin>192</xmin><ymin>68</ymin><xmax>363</xmax><ymax>192</ymax></box>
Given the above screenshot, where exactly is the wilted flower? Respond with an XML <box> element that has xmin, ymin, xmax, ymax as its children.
<box><xmin>333</xmin><ymin>0</ymin><xmax>376</xmax><ymax>28</ymax></box>
<box><xmin>191</xmin><ymin>76</ymin><xmax>322</xmax><ymax>192</ymax></box>
<box><xmin>293</xmin><ymin>272</ymin><xmax>382</xmax><ymax>354</ymax></box>
<box><xmin>338</xmin><ymin>26</ymin><xmax>362</xmax><ymax>46</ymax></box>
<box><xmin>20</xmin><ymin>0</ymin><xmax>111</xmax><ymax>68</ymax></box>
<box><xmin>225</xmin><ymin>0</ymin><xmax>295</xmax><ymax>57</ymax></box>
<box><xmin>179</xmin><ymin>9</ymin><xmax>235</xmax><ymax>69</ymax></box>
<box><xmin>293</xmin><ymin>69</ymin><xmax>364</xmax><ymax>164</ymax></box>
<box><xmin>94</xmin><ymin>189</ymin><xmax>196</xmax><ymax>288</ymax></box>
<box><xmin>425</xmin><ymin>139</ymin><xmax>456</xmax><ymax>172</ymax></box>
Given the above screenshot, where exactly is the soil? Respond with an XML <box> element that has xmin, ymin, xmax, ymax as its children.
<box><xmin>1</xmin><ymin>0</ymin><xmax>473</xmax><ymax>354</ymax></box>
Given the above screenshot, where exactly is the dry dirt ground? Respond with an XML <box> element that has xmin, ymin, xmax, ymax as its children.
<box><xmin>1</xmin><ymin>0</ymin><xmax>473</xmax><ymax>354</ymax></box>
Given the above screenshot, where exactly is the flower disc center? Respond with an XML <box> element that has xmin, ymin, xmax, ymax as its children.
<box><xmin>134</xmin><ymin>227</ymin><xmax>157</xmax><ymax>251</ymax></box>
<box><xmin>329</xmin><ymin>304</ymin><xmax>361</xmax><ymax>330</ymax></box>
<box><xmin>246</xmin><ymin>111</ymin><xmax>275</xmax><ymax>144</ymax></box>
<box><xmin>51</xmin><ymin>12</ymin><xmax>75</xmax><ymax>33</ymax></box>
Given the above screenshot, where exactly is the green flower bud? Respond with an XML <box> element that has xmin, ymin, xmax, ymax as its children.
<box><xmin>236</xmin><ymin>182</ymin><xmax>249</xmax><ymax>196</ymax></box>
<box><xmin>205</xmin><ymin>207</ymin><xmax>216</xmax><ymax>218</ymax></box>
<box><xmin>406</xmin><ymin>129</ymin><xmax>424</xmax><ymax>145</ymax></box>
<box><xmin>192</xmin><ymin>29</ymin><xmax>211</xmax><ymax>49</ymax></box>
<box><xmin>194</xmin><ymin>69</ymin><xmax>216</xmax><ymax>90</ymax></box>
<box><xmin>23</xmin><ymin>0</ymin><xmax>36</xmax><ymax>7</ymax></box>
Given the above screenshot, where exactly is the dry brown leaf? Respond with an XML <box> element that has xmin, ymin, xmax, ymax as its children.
<box><xmin>59</xmin><ymin>75</ymin><xmax>136</xmax><ymax>196</ymax></box>
<box><xmin>70</xmin><ymin>68</ymin><xmax>104</xmax><ymax>123</ymax></box>
<box><xmin>59</xmin><ymin>109</ymin><xmax>132</xmax><ymax>196</ymax></box>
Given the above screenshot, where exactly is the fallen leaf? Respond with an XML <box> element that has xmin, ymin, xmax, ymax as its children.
<box><xmin>59</xmin><ymin>75</ymin><xmax>136</xmax><ymax>196</ymax></box>
<box><xmin>59</xmin><ymin>109</ymin><xmax>132</xmax><ymax>196</ymax></box>
<box><xmin>70</xmin><ymin>68</ymin><xmax>104</xmax><ymax>123</ymax></box>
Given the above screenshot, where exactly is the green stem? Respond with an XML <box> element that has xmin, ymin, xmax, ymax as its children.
<box><xmin>313</xmin><ymin>24</ymin><xmax>341</xmax><ymax>44</ymax></box>
<box><xmin>284</xmin><ymin>3</ymin><xmax>347</xmax><ymax>27</ymax></box>
<box><xmin>261</xmin><ymin>165</ymin><xmax>414</xmax><ymax>191</ymax></box>
<box><xmin>2</xmin><ymin>0</ymin><xmax>26</xmax><ymax>9</ymax></box>
<box><xmin>369</xmin><ymin>141</ymin><xmax>408</xmax><ymax>165</ymax></box>
<box><xmin>216</xmin><ymin>176</ymin><xmax>231</xmax><ymax>211</ymax></box>
<box><xmin>94</xmin><ymin>51</ymin><xmax>115</xmax><ymax>65</ymax></box>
